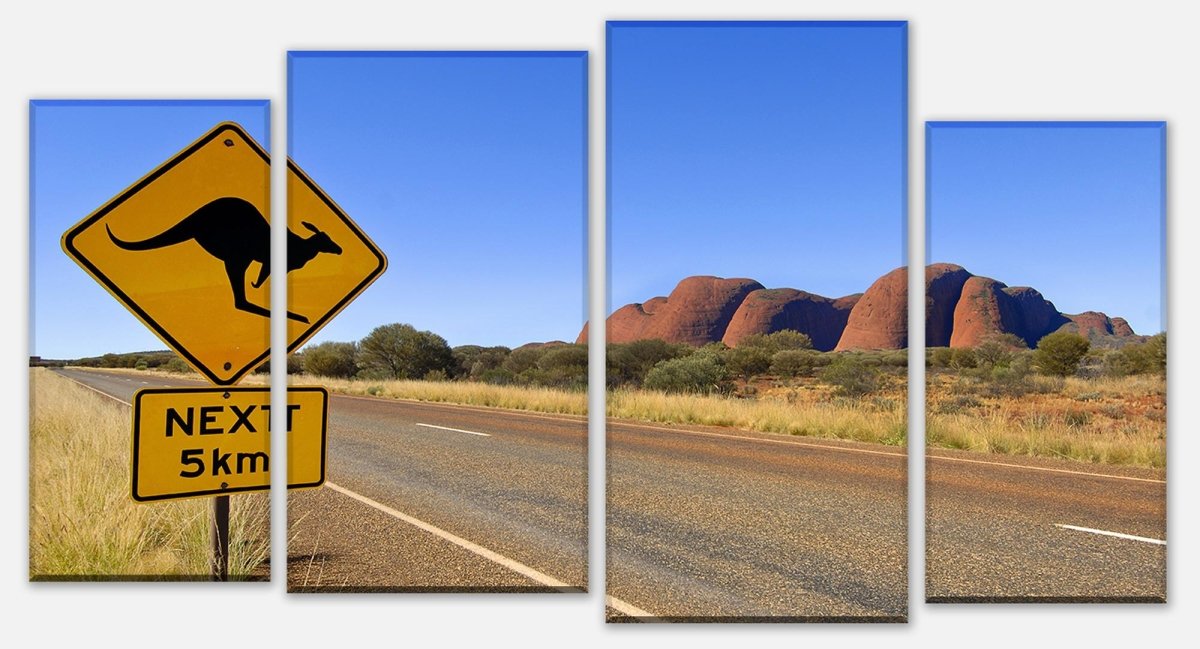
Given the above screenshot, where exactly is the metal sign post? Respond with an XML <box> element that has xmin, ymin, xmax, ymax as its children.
<box><xmin>212</xmin><ymin>495</ymin><xmax>230</xmax><ymax>581</ymax></box>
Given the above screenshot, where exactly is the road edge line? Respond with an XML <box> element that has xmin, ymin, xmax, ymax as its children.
<box><xmin>323</xmin><ymin>481</ymin><xmax>581</xmax><ymax>592</ymax></box>
<box><xmin>1055</xmin><ymin>524</ymin><xmax>1166</xmax><ymax>545</ymax></box>
<box><xmin>930</xmin><ymin>454</ymin><xmax>1166</xmax><ymax>484</ymax></box>
<box><xmin>605</xmin><ymin>595</ymin><xmax>662</xmax><ymax>622</ymax></box>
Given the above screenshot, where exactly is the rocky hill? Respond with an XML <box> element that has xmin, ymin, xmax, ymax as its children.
<box><xmin>583</xmin><ymin>263</ymin><xmax>1142</xmax><ymax>350</ymax></box>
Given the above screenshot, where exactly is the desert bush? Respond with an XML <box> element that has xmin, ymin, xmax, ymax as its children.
<box><xmin>737</xmin><ymin>330</ymin><xmax>813</xmax><ymax>353</ymax></box>
<box><xmin>1103</xmin><ymin>333</ymin><xmax>1166</xmax><ymax>377</ymax></box>
<box><xmin>302</xmin><ymin>341</ymin><xmax>359</xmax><ymax>378</ymax></box>
<box><xmin>928</xmin><ymin>347</ymin><xmax>953</xmax><ymax>369</ymax></box>
<box><xmin>724</xmin><ymin>345</ymin><xmax>773</xmax><ymax>380</ymax></box>
<box><xmin>607</xmin><ymin>339</ymin><xmax>688</xmax><ymax>388</ymax></box>
<box><xmin>452</xmin><ymin>345</ymin><xmax>511</xmax><ymax>380</ymax></box>
<box><xmin>644</xmin><ymin>352</ymin><xmax>730</xmax><ymax>395</ymax></box>
<box><xmin>770</xmin><ymin>349</ymin><xmax>821</xmax><ymax>378</ymax></box>
<box><xmin>160</xmin><ymin>357</ymin><xmax>193</xmax><ymax>374</ymax></box>
<box><xmin>1033</xmin><ymin>331</ymin><xmax>1090</xmax><ymax>377</ymax></box>
<box><xmin>973</xmin><ymin>334</ymin><xmax>1025</xmax><ymax>369</ymax></box>
<box><xmin>819</xmin><ymin>354</ymin><xmax>881</xmax><ymax>397</ymax></box>
<box><xmin>950</xmin><ymin>347</ymin><xmax>978</xmax><ymax>370</ymax></box>
<box><xmin>533</xmin><ymin>344</ymin><xmax>588</xmax><ymax>390</ymax></box>
<box><xmin>501</xmin><ymin>345</ymin><xmax>549</xmax><ymax>376</ymax></box>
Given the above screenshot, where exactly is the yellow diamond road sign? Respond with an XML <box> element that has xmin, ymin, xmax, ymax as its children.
<box><xmin>132</xmin><ymin>386</ymin><xmax>328</xmax><ymax>502</ymax></box>
<box><xmin>62</xmin><ymin>122</ymin><xmax>387</xmax><ymax>385</ymax></box>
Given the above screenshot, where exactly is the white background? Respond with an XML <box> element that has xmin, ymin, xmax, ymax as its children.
<box><xmin>2</xmin><ymin>1</ymin><xmax>1196</xmax><ymax>646</ymax></box>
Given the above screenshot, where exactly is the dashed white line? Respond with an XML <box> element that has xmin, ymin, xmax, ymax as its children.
<box><xmin>416</xmin><ymin>423</ymin><xmax>490</xmax><ymax>437</ymax></box>
<box><xmin>324</xmin><ymin>481</ymin><xmax>580</xmax><ymax>591</ymax></box>
<box><xmin>605</xmin><ymin>595</ymin><xmax>662</xmax><ymax>622</ymax></box>
<box><xmin>1055</xmin><ymin>524</ymin><xmax>1166</xmax><ymax>546</ymax></box>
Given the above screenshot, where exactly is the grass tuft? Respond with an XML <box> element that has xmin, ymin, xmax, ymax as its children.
<box><xmin>29</xmin><ymin>369</ymin><xmax>269</xmax><ymax>579</ymax></box>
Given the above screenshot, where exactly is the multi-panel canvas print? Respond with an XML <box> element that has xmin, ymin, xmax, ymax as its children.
<box><xmin>924</xmin><ymin>121</ymin><xmax>1166</xmax><ymax>602</ymax></box>
<box><xmin>603</xmin><ymin>21</ymin><xmax>908</xmax><ymax>621</ymax></box>
<box><xmin>286</xmin><ymin>51</ymin><xmax>588</xmax><ymax>592</ymax></box>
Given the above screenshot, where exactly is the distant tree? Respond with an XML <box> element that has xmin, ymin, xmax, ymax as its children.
<box><xmin>535</xmin><ymin>344</ymin><xmax>589</xmax><ymax>390</ymax></box>
<box><xmin>606</xmin><ymin>339</ymin><xmax>688</xmax><ymax>388</ymax></box>
<box><xmin>973</xmin><ymin>333</ymin><xmax>1025</xmax><ymax>369</ymax></box>
<box><xmin>358</xmin><ymin>323</ymin><xmax>454</xmax><ymax>380</ymax></box>
<box><xmin>452</xmin><ymin>345</ymin><xmax>511</xmax><ymax>380</ymax></box>
<box><xmin>162</xmin><ymin>357</ymin><xmax>193</xmax><ymax>374</ymax></box>
<box><xmin>253</xmin><ymin>353</ymin><xmax>303</xmax><ymax>375</ymax></box>
<box><xmin>1033</xmin><ymin>331</ymin><xmax>1090</xmax><ymax>377</ymax></box>
<box><xmin>501</xmin><ymin>345</ymin><xmax>550</xmax><ymax>376</ymax></box>
<box><xmin>303</xmin><ymin>341</ymin><xmax>359</xmax><ymax>378</ymax></box>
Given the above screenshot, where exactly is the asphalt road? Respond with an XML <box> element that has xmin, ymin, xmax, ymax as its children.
<box><xmin>926</xmin><ymin>449</ymin><xmax>1165</xmax><ymax>602</ymax></box>
<box><xmin>49</xmin><ymin>368</ymin><xmax>1165</xmax><ymax>614</ymax></box>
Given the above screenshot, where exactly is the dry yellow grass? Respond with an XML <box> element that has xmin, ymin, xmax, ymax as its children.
<box><xmin>307</xmin><ymin>375</ymin><xmax>587</xmax><ymax>415</ymax></box>
<box><xmin>608</xmin><ymin>381</ymin><xmax>906</xmax><ymax>445</ymax></box>
<box><xmin>299</xmin><ymin>372</ymin><xmax>905</xmax><ymax>446</ymax></box>
<box><xmin>926</xmin><ymin>372</ymin><xmax>1165</xmax><ymax>467</ymax></box>
<box><xmin>29</xmin><ymin>368</ymin><xmax>269</xmax><ymax>579</ymax></box>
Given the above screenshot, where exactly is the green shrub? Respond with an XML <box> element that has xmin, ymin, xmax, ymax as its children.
<box><xmin>1103</xmin><ymin>333</ymin><xmax>1166</xmax><ymax>377</ymax></box>
<box><xmin>607</xmin><ymin>339</ymin><xmax>688</xmax><ymax>388</ymax></box>
<box><xmin>929</xmin><ymin>347</ymin><xmax>954</xmax><ymax>369</ymax></box>
<box><xmin>818</xmin><ymin>354</ymin><xmax>881</xmax><ymax>397</ymax></box>
<box><xmin>1033</xmin><ymin>332</ymin><xmax>1090</xmax><ymax>377</ymax></box>
<box><xmin>950</xmin><ymin>347</ymin><xmax>978</xmax><ymax>369</ymax></box>
<box><xmin>453</xmin><ymin>345</ymin><xmax>511</xmax><ymax>380</ymax></box>
<box><xmin>643</xmin><ymin>352</ymin><xmax>730</xmax><ymax>395</ymax></box>
<box><xmin>303</xmin><ymin>341</ymin><xmax>359</xmax><ymax>378</ymax></box>
<box><xmin>724</xmin><ymin>345</ymin><xmax>773</xmax><ymax>379</ymax></box>
<box><xmin>770</xmin><ymin>349</ymin><xmax>820</xmax><ymax>378</ymax></box>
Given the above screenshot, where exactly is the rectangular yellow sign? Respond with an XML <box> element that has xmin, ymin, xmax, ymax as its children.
<box><xmin>131</xmin><ymin>386</ymin><xmax>327</xmax><ymax>502</ymax></box>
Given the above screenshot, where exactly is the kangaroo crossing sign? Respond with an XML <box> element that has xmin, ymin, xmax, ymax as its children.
<box><xmin>62</xmin><ymin>122</ymin><xmax>387</xmax><ymax>385</ymax></box>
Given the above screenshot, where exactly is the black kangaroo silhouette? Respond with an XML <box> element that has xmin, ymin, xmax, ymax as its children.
<box><xmin>106</xmin><ymin>196</ymin><xmax>342</xmax><ymax>324</ymax></box>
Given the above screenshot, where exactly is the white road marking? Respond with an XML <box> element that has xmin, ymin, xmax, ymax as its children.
<box><xmin>606</xmin><ymin>595</ymin><xmax>662</xmax><ymax>621</ymax></box>
<box><xmin>416</xmin><ymin>423</ymin><xmax>491</xmax><ymax>437</ymax></box>
<box><xmin>930</xmin><ymin>454</ymin><xmax>1166</xmax><ymax>484</ymax></box>
<box><xmin>324</xmin><ymin>481</ymin><xmax>580</xmax><ymax>591</ymax></box>
<box><xmin>1055</xmin><ymin>524</ymin><xmax>1166</xmax><ymax>545</ymax></box>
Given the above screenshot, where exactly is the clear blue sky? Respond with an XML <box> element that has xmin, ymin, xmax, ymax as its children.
<box><xmin>608</xmin><ymin>22</ymin><xmax>907</xmax><ymax>310</ymax></box>
<box><xmin>30</xmin><ymin>100</ymin><xmax>270</xmax><ymax>359</ymax></box>
<box><xmin>927</xmin><ymin>122</ymin><xmax>1165</xmax><ymax>335</ymax></box>
<box><xmin>289</xmin><ymin>52</ymin><xmax>587</xmax><ymax>349</ymax></box>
